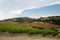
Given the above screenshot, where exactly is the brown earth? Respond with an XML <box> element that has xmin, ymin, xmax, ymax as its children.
<box><xmin>20</xmin><ymin>22</ymin><xmax>59</xmax><ymax>28</ymax></box>
<box><xmin>0</xmin><ymin>33</ymin><xmax>60</xmax><ymax>40</ymax></box>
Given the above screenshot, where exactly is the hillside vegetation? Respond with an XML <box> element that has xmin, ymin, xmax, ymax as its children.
<box><xmin>0</xmin><ymin>16</ymin><xmax>60</xmax><ymax>37</ymax></box>
<box><xmin>0</xmin><ymin>23</ymin><xmax>59</xmax><ymax>36</ymax></box>
<box><xmin>1</xmin><ymin>16</ymin><xmax>60</xmax><ymax>25</ymax></box>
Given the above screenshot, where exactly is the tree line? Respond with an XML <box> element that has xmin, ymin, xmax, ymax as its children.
<box><xmin>3</xmin><ymin>16</ymin><xmax>60</xmax><ymax>25</ymax></box>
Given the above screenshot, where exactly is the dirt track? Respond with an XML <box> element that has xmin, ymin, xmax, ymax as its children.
<box><xmin>0</xmin><ymin>34</ymin><xmax>60</xmax><ymax>40</ymax></box>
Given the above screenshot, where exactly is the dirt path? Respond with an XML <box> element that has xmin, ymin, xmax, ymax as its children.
<box><xmin>0</xmin><ymin>34</ymin><xmax>60</xmax><ymax>40</ymax></box>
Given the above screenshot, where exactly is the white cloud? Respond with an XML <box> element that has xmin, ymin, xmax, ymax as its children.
<box><xmin>0</xmin><ymin>9</ymin><xmax>24</xmax><ymax>20</ymax></box>
<box><xmin>0</xmin><ymin>0</ymin><xmax>60</xmax><ymax>20</ymax></box>
<box><xmin>0</xmin><ymin>11</ymin><xmax>7</xmax><ymax>20</ymax></box>
<box><xmin>0</xmin><ymin>7</ymin><xmax>37</xmax><ymax>20</ymax></box>
<box><xmin>7</xmin><ymin>9</ymin><xmax>23</xmax><ymax>17</ymax></box>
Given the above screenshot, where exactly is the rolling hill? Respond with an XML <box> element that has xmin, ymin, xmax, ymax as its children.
<box><xmin>0</xmin><ymin>16</ymin><xmax>60</xmax><ymax>28</ymax></box>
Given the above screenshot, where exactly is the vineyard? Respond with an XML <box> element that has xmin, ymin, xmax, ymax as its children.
<box><xmin>0</xmin><ymin>23</ymin><xmax>60</xmax><ymax>37</ymax></box>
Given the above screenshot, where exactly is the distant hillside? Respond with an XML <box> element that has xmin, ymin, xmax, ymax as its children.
<box><xmin>0</xmin><ymin>16</ymin><xmax>60</xmax><ymax>25</ymax></box>
<box><xmin>47</xmin><ymin>16</ymin><xmax>60</xmax><ymax>25</ymax></box>
<box><xmin>48</xmin><ymin>16</ymin><xmax>60</xmax><ymax>20</ymax></box>
<box><xmin>0</xmin><ymin>16</ymin><xmax>60</xmax><ymax>28</ymax></box>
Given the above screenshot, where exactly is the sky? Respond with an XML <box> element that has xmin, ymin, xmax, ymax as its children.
<box><xmin>19</xmin><ymin>4</ymin><xmax>60</xmax><ymax>18</ymax></box>
<box><xmin>0</xmin><ymin>0</ymin><xmax>60</xmax><ymax>20</ymax></box>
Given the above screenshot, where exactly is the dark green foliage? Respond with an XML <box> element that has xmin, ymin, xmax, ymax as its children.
<box><xmin>15</xmin><ymin>17</ymin><xmax>36</xmax><ymax>23</ymax></box>
<box><xmin>48</xmin><ymin>16</ymin><xmax>60</xmax><ymax>25</ymax></box>
<box><xmin>31</xmin><ymin>26</ymin><xmax>44</xmax><ymax>29</ymax></box>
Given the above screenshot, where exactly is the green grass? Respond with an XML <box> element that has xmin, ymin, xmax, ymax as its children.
<box><xmin>0</xmin><ymin>23</ymin><xmax>59</xmax><ymax>36</ymax></box>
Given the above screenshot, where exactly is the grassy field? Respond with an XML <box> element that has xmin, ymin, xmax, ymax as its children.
<box><xmin>0</xmin><ymin>23</ymin><xmax>60</xmax><ymax>37</ymax></box>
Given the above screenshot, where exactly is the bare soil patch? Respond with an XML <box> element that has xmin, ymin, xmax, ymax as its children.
<box><xmin>0</xmin><ymin>33</ymin><xmax>60</xmax><ymax>40</ymax></box>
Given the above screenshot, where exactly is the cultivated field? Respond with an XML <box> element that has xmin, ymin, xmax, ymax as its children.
<box><xmin>0</xmin><ymin>22</ymin><xmax>60</xmax><ymax>40</ymax></box>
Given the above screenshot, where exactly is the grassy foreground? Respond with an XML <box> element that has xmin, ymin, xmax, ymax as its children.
<box><xmin>0</xmin><ymin>23</ymin><xmax>59</xmax><ymax>36</ymax></box>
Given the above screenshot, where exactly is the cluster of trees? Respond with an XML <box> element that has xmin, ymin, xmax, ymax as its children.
<box><xmin>2</xmin><ymin>16</ymin><xmax>60</xmax><ymax>25</ymax></box>
<box><xmin>15</xmin><ymin>17</ymin><xmax>36</xmax><ymax>23</ymax></box>
<box><xmin>48</xmin><ymin>16</ymin><xmax>60</xmax><ymax>25</ymax></box>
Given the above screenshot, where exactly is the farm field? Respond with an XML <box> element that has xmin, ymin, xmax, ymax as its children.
<box><xmin>0</xmin><ymin>16</ymin><xmax>60</xmax><ymax>40</ymax></box>
<box><xmin>20</xmin><ymin>22</ymin><xmax>59</xmax><ymax>28</ymax></box>
<box><xmin>0</xmin><ymin>23</ymin><xmax>60</xmax><ymax>37</ymax></box>
<box><xmin>0</xmin><ymin>0</ymin><xmax>60</xmax><ymax>40</ymax></box>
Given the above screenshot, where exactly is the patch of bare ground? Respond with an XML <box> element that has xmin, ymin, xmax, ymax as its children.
<box><xmin>0</xmin><ymin>33</ymin><xmax>60</xmax><ymax>40</ymax></box>
<box><xmin>20</xmin><ymin>22</ymin><xmax>59</xmax><ymax>28</ymax></box>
